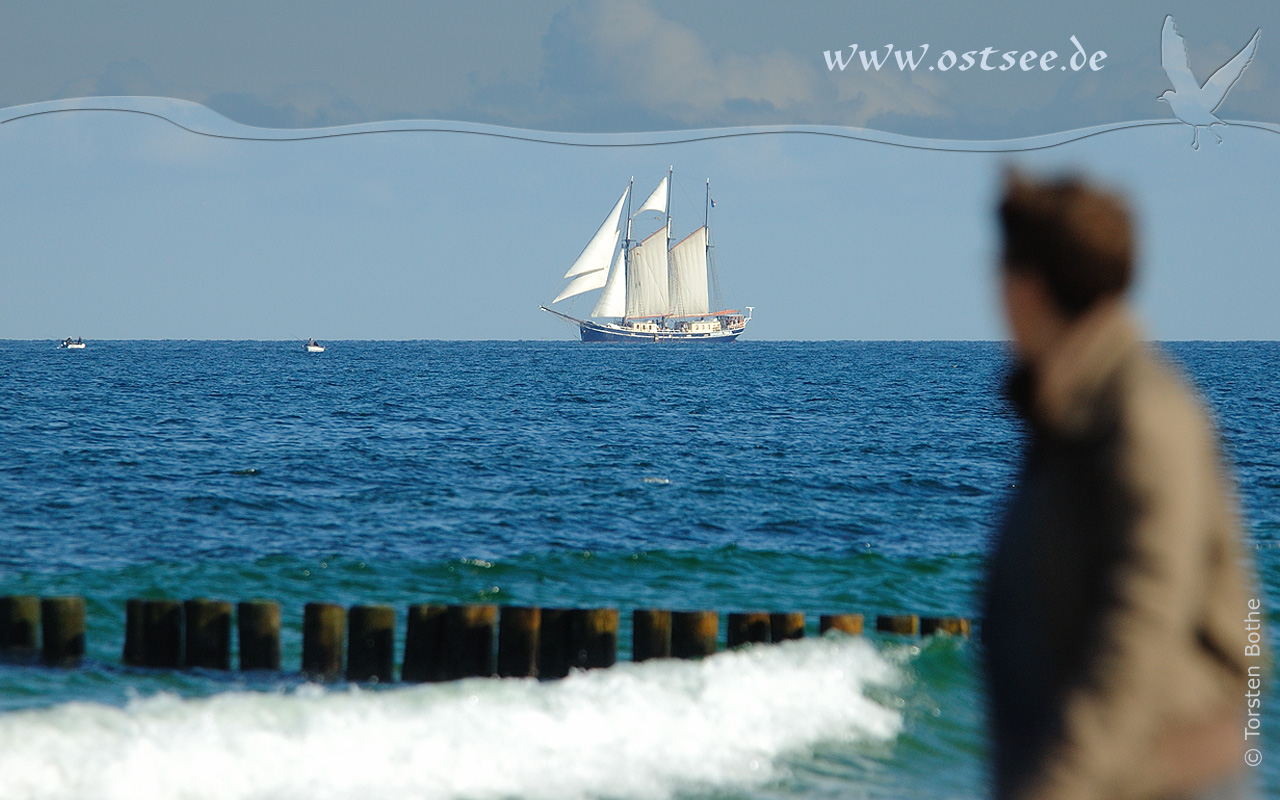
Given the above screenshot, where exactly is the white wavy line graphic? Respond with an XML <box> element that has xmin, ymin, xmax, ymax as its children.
<box><xmin>2</xmin><ymin>96</ymin><xmax>1278</xmax><ymax>153</ymax></box>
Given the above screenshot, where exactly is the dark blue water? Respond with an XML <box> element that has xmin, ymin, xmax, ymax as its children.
<box><xmin>0</xmin><ymin>340</ymin><xmax>1275</xmax><ymax>800</ymax></box>
<box><xmin>0</xmin><ymin>341</ymin><xmax>1026</xmax><ymax>569</ymax></box>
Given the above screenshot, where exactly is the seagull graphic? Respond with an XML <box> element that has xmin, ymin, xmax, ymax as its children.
<box><xmin>1159</xmin><ymin>15</ymin><xmax>1260</xmax><ymax>149</ymax></box>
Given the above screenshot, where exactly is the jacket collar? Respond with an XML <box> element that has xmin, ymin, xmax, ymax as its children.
<box><xmin>1011</xmin><ymin>301</ymin><xmax>1143</xmax><ymax>436</ymax></box>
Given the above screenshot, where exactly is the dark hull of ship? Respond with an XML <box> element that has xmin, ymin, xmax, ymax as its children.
<box><xmin>579</xmin><ymin>319</ymin><xmax>743</xmax><ymax>343</ymax></box>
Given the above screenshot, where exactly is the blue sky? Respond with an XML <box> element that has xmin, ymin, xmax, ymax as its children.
<box><xmin>0</xmin><ymin>2</ymin><xmax>1277</xmax><ymax>340</ymax></box>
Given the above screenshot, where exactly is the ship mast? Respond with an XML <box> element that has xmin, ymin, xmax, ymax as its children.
<box><xmin>705</xmin><ymin>178</ymin><xmax>711</xmax><ymax>312</ymax></box>
<box><xmin>622</xmin><ymin>176</ymin><xmax>634</xmax><ymax>324</ymax></box>
<box><xmin>664</xmin><ymin>165</ymin><xmax>673</xmax><ymax>322</ymax></box>
<box><xmin>706</xmin><ymin>178</ymin><xmax>723</xmax><ymax>313</ymax></box>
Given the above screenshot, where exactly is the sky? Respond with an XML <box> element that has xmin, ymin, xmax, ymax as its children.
<box><xmin>0</xmin><ymin>1</ymin><xmax>1277</xmax><ymax>340</ymax></box>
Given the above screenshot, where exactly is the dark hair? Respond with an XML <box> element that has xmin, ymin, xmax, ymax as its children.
<box><xmin>999</xmin><ymin>171</ymin><xmax>1134</xmax><ymax>318</ymax></box>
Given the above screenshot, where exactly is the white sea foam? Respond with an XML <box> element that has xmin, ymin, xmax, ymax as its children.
<box><xmin>0</xmin><ymin>637</ymin><xmax>902</xmax><ymax>800</ymax></box>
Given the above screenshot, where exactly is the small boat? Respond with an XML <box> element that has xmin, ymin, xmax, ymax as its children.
<box><xmin>58</xmin><ymin>337</ymin><xmax>86</xmax><ymax>350</ymax></box>
<box><xmin>305</xmin><ymin>339</ymin><xmax>325</xmax><ymax>353</ymax></box>
<box><xmin>541</xmin><ymin>168</ymin><xmax>752</xmax><ymax>343</ymax></box>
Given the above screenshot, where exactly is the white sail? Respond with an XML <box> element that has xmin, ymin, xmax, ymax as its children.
<box><xmin>591</xmin><ymin>248</ymin><xmax>626</xmax><ymax>318</ymax></box>
<box><xmin>540</xmin><ymin>172</ymin><xmax>751</xmax><ymax>342</ymax></box>
<box><xmin>633</xmin><ymin>177</ymin><xmax>667</xmax><ymax>218</ymax></box>
<box><xmin>552</xmin><ymin>264</ymin><xmax>609</xmax><ymax>303</ymax></box>
<box><xmin>668</xmin><ymin>226</ymin><xmax>710</xmax><ymax>316</ymax></box>
<box><xmin>625</xmin><ymin>225</ymin><xmax>670</xmax><ymax>317</ymax></box>
<box><xmin>563</xmin><ymin>188</ymin><xmax>627</xmax><ymax>279</ymax></box>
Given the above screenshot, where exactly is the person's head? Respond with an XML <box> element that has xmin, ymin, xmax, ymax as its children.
<box><xmin>998</xmin><ymin>171</ymin><xmax>1135</xmax><ymax>361</ymax></box>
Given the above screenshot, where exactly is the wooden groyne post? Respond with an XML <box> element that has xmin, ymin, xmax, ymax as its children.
<box><xmin>40</xmin><ymin>596</ymin><xmax>85</xmax><ymax>667</ymax></box>
<box><xmin>671</xmin><ymin>610</ymin><xmax>718</xmax><ymax>659</ymax></box>
<box><xmin>770</xmin><ymin>612</ymin><xmax>805</xmax><ymax>642</ymax></box>
<box><xmin>820</xmin><ymin>613</ymin><xmax>864</xmax><ymax>635</ymax></box>
<box><xmin>123</xmin><ymin>599</ymin><xmax>145</xmax><ymax>666</ymax></box>
<box><xmin>302</xmin><ymin>602</ymin><xmax>346</xmax><ymax>681</ymax></box>
<box><xmin>446</xmin><ymin>604</ymin><xmax>497</xmax><ymax>680</ymax></box>
<box><xmin>632</xmin><ymin>609</ymin><xmax>672</xmax><ymax>662</ymax></box>
<box><xmin>876</xmin><ymin>614</ymin><xmax>921</xmax><ymax>636</ymax></box>
<box><xmin>726</xmin><ymin>612</ymin><xmax>770</xmax><ymax>648</ymax></box>
<box><xmin>537</xmin><ymin>607</ymin><xmax>572</xmax><ymax>679</ymax></box>
<box><xmin>347</xmin><ymin>604</ymin><xmax>396</xmax><ymax>683</ymax></box>
<box><xmin>497</xmin><ymin>606</ymin><xmax>540</xmax><ymax>678</ymax></box>
<box><xmin>569</xmin><ymin>608</ymin><xmax>619</xmax><ymax>670</ymax></box>
<box><xmin>921</xmin><ymin>616</ymin><xmax>971</xmax><ymax>636</ymax></box>
<box><xmin>402</xmin><ymin>603</ymin><xmax>447</xmax><ymax>682</ymax></box>
<box><xmin>184</xmin><ymin>599</ymin><xmax>232</xmax><ymax>670</ymax></box>
<box><xmin>0</xmin><ymin>595</ymin><xmax>40</xmax><ymax>661</ymax></box>
<box><xmin>143</xmin><ymin>599</ymin><xmax>184</xmax><ymax>668</ymax></box>
<box><xmin>237</xmin><ymin>600</ymin><xmax>282</xmax><ymax>671</ymax></box>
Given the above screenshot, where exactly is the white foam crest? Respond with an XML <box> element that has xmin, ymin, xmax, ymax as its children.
<box><xmin>0</xmin><ymin>637</ymin><xmax>902</xmax><ymax>800</ymax></box>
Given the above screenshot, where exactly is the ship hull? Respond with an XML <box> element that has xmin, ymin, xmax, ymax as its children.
<box><xmin>578</xmin><ymin>319</ymin><xmax>743</xmax><ymax>343</ymax></box>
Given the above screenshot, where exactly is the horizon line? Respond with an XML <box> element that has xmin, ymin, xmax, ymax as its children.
<box><xmin>7</xmin><ymin>338</ymin><xmax>1277</xmax><ymax>344</ymax></box>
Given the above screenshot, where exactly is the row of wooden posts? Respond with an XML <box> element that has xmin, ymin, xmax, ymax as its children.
<box><xmin>0</xmin><ymin>595</ymin><xmax>972</xmax><ymax>681</ymax></box>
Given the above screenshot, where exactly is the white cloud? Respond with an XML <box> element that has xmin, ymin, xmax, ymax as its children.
<box><xmin>828</xmin><ymin>64</ymin><xmax>947</xmax><ymax>128</ymax></box>
<box><xmin>548</xmin><ymin>0</ymin><xmax>821</xmax><ymax>124</ymax></box>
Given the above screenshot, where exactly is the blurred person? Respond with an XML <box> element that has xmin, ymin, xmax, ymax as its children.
<box><xmin>983</xmin><ymin>171</ymin><xmax>1258</xmax><ymax>800</ymax></box>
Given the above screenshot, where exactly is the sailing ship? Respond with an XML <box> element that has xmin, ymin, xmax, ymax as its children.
<box><xmin>541</xmin><ymin>169</ymin><xmax>751</xmax><ymax>342</ymax></box>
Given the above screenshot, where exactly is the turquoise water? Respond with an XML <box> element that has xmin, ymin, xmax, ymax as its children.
<box><xmin>0</xmin><ymin>340</ymin><xmax>1275</xmax><ymax>799</ymax></box>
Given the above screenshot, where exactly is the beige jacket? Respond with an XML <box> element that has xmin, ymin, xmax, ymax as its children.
<box><xmin>984</xmin><ymin>302</ymin><xmax>1255</xmax><ymax>800</ymax></box>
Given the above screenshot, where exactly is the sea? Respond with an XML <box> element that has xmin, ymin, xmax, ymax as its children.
<box><xmin>0</xmin><ymin>339</ymin><xmax>1276</xmax><ymax>800</ymax></box>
